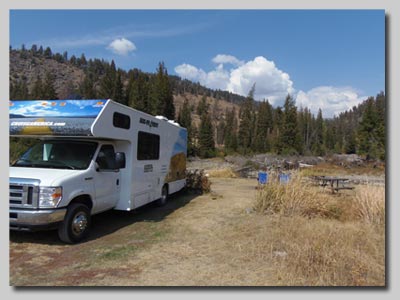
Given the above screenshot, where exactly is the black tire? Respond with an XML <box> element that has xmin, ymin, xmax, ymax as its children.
<box><xmin>58</xmin><ymin>203</ymin><xmax>91</xmax><ymax>244</ymax></box>
<box><xmin>156</xmin><ymin>185</ymin><xmax>168</xmax><ymax>206</ymax></box>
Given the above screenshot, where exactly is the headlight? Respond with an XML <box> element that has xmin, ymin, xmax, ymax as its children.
<box><xmin>39</xmin><ymin>187</ymin><xmax>62</xmax><ymax>208</ymax></box>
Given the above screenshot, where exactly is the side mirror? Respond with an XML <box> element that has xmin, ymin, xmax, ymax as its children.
<box><xmin>115</xmin><ymin>152</ymin><xmax>126</xmax><ymax>169</ymax></box>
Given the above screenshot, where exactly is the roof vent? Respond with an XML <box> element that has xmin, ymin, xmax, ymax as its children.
<box><xmin>155</xmin><ymin>116</ymin><xmax>168</xmax><ymax>121</ymax></box>
<box><xmin>168</xmin><ymin>120</ymin><xmax>180</xmax><ymax>126</ymax></box>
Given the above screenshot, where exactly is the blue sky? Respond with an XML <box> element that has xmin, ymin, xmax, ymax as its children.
<box><xmin>10</xmin><ymin>10</ymin><xmax>385</xmax><ymax>117</ymax></box>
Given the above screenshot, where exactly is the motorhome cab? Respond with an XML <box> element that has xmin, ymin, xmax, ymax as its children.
<box><xmin>9</xmin><ymin>99</ymin><xmax>187</xmax><ymax>243</ymax></box>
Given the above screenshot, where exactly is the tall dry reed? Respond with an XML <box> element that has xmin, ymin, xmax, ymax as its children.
<box><xmin>351</xmin><ymin>185</ymin><xmax>385</xmax><ymax>225</ymax></box>
<box><xmin>254</xmin><ymin>174</ymin><xmax>334</xmax><ymax>218</ymax></box>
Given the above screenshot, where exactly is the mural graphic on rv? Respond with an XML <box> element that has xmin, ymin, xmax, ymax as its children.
<box><xmin>165</xmin><ymin>128</ymin><xmax>187</xmax><ymax>183</ymax></box>
<box><xmin>9</xmin><ymin>100</ymin><xmax>106</xmax><ymax>136</ymax></box>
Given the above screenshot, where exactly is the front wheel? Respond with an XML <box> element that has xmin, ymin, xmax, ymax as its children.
<box><xmin>58</xmin><ymin>203</ymin><xmax>91</xmax><ymax>244</ymax></box>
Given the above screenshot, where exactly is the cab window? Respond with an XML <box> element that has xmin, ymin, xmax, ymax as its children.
<box><xmin>96</xmin><ymin>145</ymin><xmax>116</xmax><ymax>170</ymax></box>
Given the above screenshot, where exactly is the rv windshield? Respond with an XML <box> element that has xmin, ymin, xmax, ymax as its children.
<box><xmin>13</xmin><ymin>140</ymin><xmax>98</xmax><ymax>170</ymax></box>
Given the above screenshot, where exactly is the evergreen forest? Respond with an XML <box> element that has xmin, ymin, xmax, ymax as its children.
<box><xmin>10</xmin><ymin>45</ymin><xmax>386</xmax><ymax>161</ymax></box>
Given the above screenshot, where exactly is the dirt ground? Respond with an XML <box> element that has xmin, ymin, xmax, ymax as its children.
<box><xmin>10</xmin><ymin>177</ymin><xmax>272</xmax><ymax>286</ymax></box>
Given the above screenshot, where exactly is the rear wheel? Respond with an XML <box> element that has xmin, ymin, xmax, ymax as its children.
<box><xmin>156</xmin><ymin>185</ymin><xmax>168</xmax><ymax>206</ymax></box>
<box><xmin>58</xmin><ymin>203</ymin><xmax>91</xmax><ymax>244</ymax></box>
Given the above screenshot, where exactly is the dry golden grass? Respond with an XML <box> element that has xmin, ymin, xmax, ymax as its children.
<box><xmin>253</xmin><ymin>174</ymin><xmax>385</xmax><ymax>286</ymax></box>
<box><xmin>256</xmin><ymin>216</ymin><xmax>385</xmax><ymax>286</ymax></box>
<box><xmin>255</xmin><ymin>174</ymin><xmax>385</xmax><ymax>224</ymax></box>
<box><xmin>254</xmin><ymin>174</ymin><xmax>335</xmax><ymax>218</ymax></box>
<box><xmin>207</xmin><ymin>168</ymin><xmax>238</xmax><ymax>178</ymax></box>
<box><xmin>351</xmin><ymin>185</ymin><xmax>385</xmax><ymax>225</ymax></box>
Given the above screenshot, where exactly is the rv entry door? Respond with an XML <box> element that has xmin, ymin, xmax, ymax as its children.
<box><xmin>94</xmin><ymin>144</ymin><xmax>120</xmax><ymax>212</ymax></box>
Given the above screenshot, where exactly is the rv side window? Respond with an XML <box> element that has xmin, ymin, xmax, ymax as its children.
<box><xmin>113</xmin><ymin>112</ymin><xmax>130</xmax><ymax>129</ymax></box>
<box><xmin>137</xmin><ymin>131</ymin><xmax>160</xmax><ymax>160</ymax></box>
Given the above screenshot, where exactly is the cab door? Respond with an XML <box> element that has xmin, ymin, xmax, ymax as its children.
<box><xmin>93</xmin><ymin>144</ymin><xmax>120</xmax><ymax>212</ymax></box>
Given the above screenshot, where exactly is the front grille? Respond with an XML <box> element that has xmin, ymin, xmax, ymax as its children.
<box><xmin>10</xmin><ymin>185</ymin><xmax>24</xmax><ymax>205</ymax></box>
<box><xmin>9</xmin><ymin>178</ymin><xmax>40</xmax><ymax>209</ymax></box>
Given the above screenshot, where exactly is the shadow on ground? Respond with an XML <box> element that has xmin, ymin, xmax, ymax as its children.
<box><xmin>9</xmin><ymin>189</ymin><xmax>202</xmax><ymax>245</ymax></box>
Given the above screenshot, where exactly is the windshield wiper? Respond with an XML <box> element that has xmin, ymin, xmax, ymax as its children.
<box><xmin>12</xmin><ymin>158</ymin><xmax>33</xmax><ymax>167</ymax></box>
<box><xmin>48</xmin><ymin>161</ymin><xmax>76</xmax><ymax>170</ymax></box>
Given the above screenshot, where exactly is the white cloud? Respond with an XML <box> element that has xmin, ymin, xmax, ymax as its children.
<box><xmin>295</xmin><ymin>86</ymin><xmax>366</xmax><ymax>118</ymax></box>
<box><xmin>174</xmin><ymin>64</ymin><xmax>206</xmax><ymax>82</ymax></box>
<box><xmin>107</xmin><ymin>38</ymin><xmax>136</xmax><ymax>56</ymax></box>
<box><xmin>204</xmin><ymin>64</ymin><xmax>230</xmax><ymax>90</ymax></box>
<box><xmin>174</xmin><ymin>63</ymin><xmax>230</xmax><ymax>90</ymax></box>
<box><xmin>175</xmin><ymin>55</ymin><xmax>294</xmax><ymax>105</ymax></box>
<box><xmin>227</xmin><ymin>56</ymin><xmax>294</xmax><ymax>105</ymax></box>
<box><xmin>174</xmin><ymin>55</ymin><xmax>368</xmax><ymax>117</ymax></box>
<box><xmin>212</xmin><ymin>54</ymin><xmax>244</xmax><ymax>66</ymax></box>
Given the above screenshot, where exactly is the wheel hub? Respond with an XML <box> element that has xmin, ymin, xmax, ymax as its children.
<box><xmin>72</xmin><ymin>213</ymin><xmax>88</xmax><ymax>235</ymax></box>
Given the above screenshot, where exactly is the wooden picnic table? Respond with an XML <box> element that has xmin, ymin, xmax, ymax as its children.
<box><xmin>312</xmin><ymin>176</ymin><xmax>354</xmax><ymax>193</ymax></box>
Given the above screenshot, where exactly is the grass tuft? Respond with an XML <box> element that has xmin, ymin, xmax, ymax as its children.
<box><xmin>254</xmin><ymin>174</ymin><xmax>334</xmax><ymax>218</ymax></box>
<box><xmin>99</xmin><ymin>245</ymin><xmax>138</xmax><ymax>260</ymax></box>
<box><xmin>351</xmin><ymin>185</ymin><xmax>385</xmax><ymax>225</ymax></box>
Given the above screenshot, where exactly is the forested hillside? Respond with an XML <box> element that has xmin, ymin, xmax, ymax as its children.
<box><xmin>9</xmin><ymin>45</ymin><xmax>385</xmax><ymax>161</ymax></box>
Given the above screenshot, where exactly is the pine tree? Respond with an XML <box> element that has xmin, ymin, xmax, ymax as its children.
<box><xmin>70</xmin><ymin>55</ymin><xmax>77</xmax><ymax>66</ymax></box>
<box><xmin>280</xmin><ymin>94</ymin><xmax>301</xmax><ymax>155</ymax></box>
<box><xmin>63</xmin><ymin>51</ymin><xmax>68</xmax><ymax>62</ymax></box>
<box><xmin>324</xmin><ymin>119</ymin><xmax>336</xmax><ymax>153</ymax></box>
<box><xmin>177</xmin><ymin>98</ymin><xmax>194</xmax><ymax>155</ymax></box>
<box><xmin>224</xmin><ymin>107</ymin><xmax>238</xmax><ymax>151</ymax></box>
<box><xmin>298</xmin><ymin>107</ymin><xmax>313</xmax><ymax>154</ymax></box>
<box><xmin>78</xmin><ymin>53</ymin><xmax>87</xmax><ymax>67</ymax></box>
<box><xmin>10</xmin><ymin>79</ymin><xmax>29</xmax><ymax>100</ymax></box>
<box><xmin>20</xmin><ymin>44</ymin><xmax>28</xmax><ymax>59</ymax></box>
<box><xmin>44</xmin><ymin>46</ymin><xmax>52</xmax><ymax>59</ymax></box>
<box><xmin>149</xmin><ymin>62</ymin><xmax>175</xmax><ymax>119</ymax></box>
<box><xmin>375</xmin><ymin>91</ymin><xmax>386</xmax><ymax>160</ymax></box>
<box><xmin>31</xmin><ymin>75</ymin><xmax>44</xmax><ymax>99</ymax></box>
<box><xmin>113</xmin><ymin>71</ymin><xmax>125</xmax><ymax>104</ymax></box>
<box><xmin>271</xmin><ymin>106</ymin><xmax>284</xmax><ymax>153</ymax></box>
<box><xmin>10</xmin><ymin>82</ymin><xmax>15</xmax><ymax>100</ymax></box>
<box><xmin>357</xmin><ymin>97</ymin><xmax>380</xmax><ymax>159</ymax></box>
<box><xmin>238</xmin><ymin>85</ymin><xmax>256</xmax><ymax>153</ymax></box>
<box><xmin>212</xmin><ymin>98</ymin><xmax>220</xmax><ymax>121</ymax></box>
<box><xmin>198</xmin><ymin>112</ymin><xmax>215</xmax><ymax>158</ymax></box>
<box><xmin>254</xmin><ymin>100</ymin><xmax>273</xmax><ymax>152</ymax></box>
<box><xmin>98</xmin><ymin>60</ymin><xmax>117</xmax><ymax>99</ymax></box>
<box><xmin>42</xmin><ymin>72</ymin><xmax>58</xmax><ymax>99</ymax></box>
<box><xmin>81</xmin><ymin>73</ymin><xmax>97</xmax><ymax>99</ymax></box>
<box><xmin>197</xmin><ymin>95</ymin><xmax>209</xmax><ymax>116</ymax></box>
<box><xmin>38</xmin><ymin>46</ymin><xmax>44</xmax><ymax>56</ymax></box>
<box><xmin>162</xmin><ymin>74</ymin><xmax>175</xmax><ymax>120</ymax></box>
<box><xmin>53</xmin><ymin>53</ymin><xmax>64</xmax><ymax>63</ymax></box>
<box><xmin>30</xmin><ymin>44</ymin><xmax>38</xmax><ymax>56</ymax></box>
<box><xmin>59</xmin><ymin>79</ymin><xmax>78</xmax><ymax>99</ymax></box>
<box><xmin>311</xmin><ymin>108</ymin><xmax>325</xmax><ymax>156</ymax></box>
<box><xmin>127</xmin><ymin>71</ymin><xmax>150</xmax><ymax>113</ymax></box>
<box><xmin>216</xmin><ymin>118</ymin><xmax>226</xmax><ymax>146</ymax></box>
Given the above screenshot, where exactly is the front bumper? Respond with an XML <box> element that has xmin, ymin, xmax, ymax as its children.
<box><xmin>10</xmin><ymin>208</ymin><xmax>67</xmax><ymax>231</ymax></box>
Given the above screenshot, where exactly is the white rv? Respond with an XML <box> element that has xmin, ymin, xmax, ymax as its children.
<box><xmin>9</xmin><ymin>99</ymin><xmax>187</xmax><ymax>243</ymax></box>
